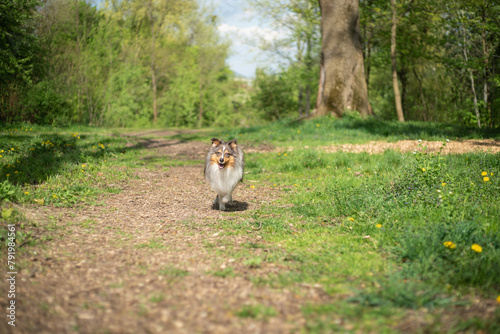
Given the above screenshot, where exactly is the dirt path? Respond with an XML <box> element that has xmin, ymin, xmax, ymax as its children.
<box><xmin>318</xmin><ymin>139</ymin><xmax>500</xmax><ymax>154</ymax></box>
<box><xmin>1</xmin><ymin>135</ymin><xmax>498</xmax><ymax>333</ymax></box>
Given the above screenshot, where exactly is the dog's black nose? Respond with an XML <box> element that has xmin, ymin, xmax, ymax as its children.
<box><xmin>219</xmin><ymin>157</ymin><xmax>224</xmax><ymax>163</ymax></box>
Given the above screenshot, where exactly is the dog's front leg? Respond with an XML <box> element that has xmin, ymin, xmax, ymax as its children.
<box><xmin>213</xmin><ymin>195</ymin><xmax>219</xmax><ymax>205</ymax></box>
<box><xmin>219</xmin><ymin>194</ymin><xmax>232</xmax><ymax>211</ymax></box>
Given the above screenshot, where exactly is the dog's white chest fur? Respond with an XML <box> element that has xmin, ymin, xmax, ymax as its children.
<box><xmin>205</xmin><ymin>164</ymin><xmax>242</xmax><ymax>196</ymax></box>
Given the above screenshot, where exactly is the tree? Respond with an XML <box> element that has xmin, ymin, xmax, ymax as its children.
<box><xmin>316</xmin><ymin>0</ymin><xmax>370</xmax><ymax>117</ymax></box>
<box><xmin>251</xmin><ymin>0</ymin><xmax>321</xmax><ymax>117</ymax></box>
<box><xmin>0</xmin><ymin>0</ymin><xmax>40</xmax><ymax>122</ymax></box>
<box><xmin>390</xmin><ymin>0</ymin><xmax>404</xmax><ymax>121</ymax></box>
<box><xmin>0</xmin><ymin>0</ymin><xmax>39</xmax><ymax>85</ymax></box>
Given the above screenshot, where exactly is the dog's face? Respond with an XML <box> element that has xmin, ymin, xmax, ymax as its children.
<box><xmin>209</xmin><ymin>138</ymin><xmax>238</xmax><ymax>170</ymax></box>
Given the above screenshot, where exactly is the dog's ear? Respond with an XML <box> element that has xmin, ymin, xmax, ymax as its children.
<box><xmin>227</xmin><ymin>139</ymin><xmax>238</xmax><ymax>150</ymax></box>
<box><xmin>211</xmin><ymin>138</ymin><xmax>221</xmax><ymax>147</ymax></box>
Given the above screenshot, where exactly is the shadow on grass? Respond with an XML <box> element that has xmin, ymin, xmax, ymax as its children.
<box><xmin>229</xmin><ymin>117</ymin><xmax>500</xmax><ymax>141</ymax></box>
<box><xmin>0</xmin><ymin>133</ymin><xmax>124</xmax><ymax>185</ymax></box>
<box><xmin>339</xmin><ymin>118</ymin><xmax>500</xmax><ymax>139</ymax></box>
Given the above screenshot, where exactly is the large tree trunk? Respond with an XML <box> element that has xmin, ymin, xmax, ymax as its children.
<box><xmin>316</xmin><ymin>0</ymin><xmax>370</xmax><ymax>117</ymax></box>
<box><xmin>390</xmin><ymin>0</ymin><xmax>405</xmax><ymax>122</ymax></box>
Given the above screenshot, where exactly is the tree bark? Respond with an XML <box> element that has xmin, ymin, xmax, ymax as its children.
<box><xmin>462</xmin><ymin>24</ymin><xmax>480</xmax><ymax>128</ymax></box>
<box><xmin>75</xmin><ymin>0</ymin><xmax>82</xmax><ymax>123</ymax></box>
<box><xmin>413</xmin><ymin>68</ymin><xmax>428</xmax><ymax>121</ymax></box>
<box><xmin>198</xmin><ymin>82</ymin><xmax>204</xmax><ymax>128</ymax></box>
<box><xmin>316</xmin><ymin>0</ymin><xmax>370</xmax><ymax>117</ymax></box>
<box><xmin>390</xmin><ymin>0</ymin><xmax>404</xmax><ymax>122</ymax></box>
<box><xmin>481</xmin><ymin>8</ymin><xmax>490</xmax><ymax>126</ymax></box>
<box><xmin>305</xmin><ymin>84</ymin><xmax>311</xmax><ymax>115</ymax></box>
<box><xmin>298</xmin><ymin>83</ymin><xmax>304</xmax><ymax>117</ymax></box>
<box><xmin>149</xmin><ymin>0</ymin><xmax>158</xmax><ymax>125</ymax></box>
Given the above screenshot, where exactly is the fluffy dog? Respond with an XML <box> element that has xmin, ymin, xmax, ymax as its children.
<box><xmin>204</xmin><ymin>138</ymin><xmax>244</xmax><ymax>210</ymax></box>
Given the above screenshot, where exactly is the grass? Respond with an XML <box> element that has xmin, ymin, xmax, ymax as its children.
<box><xmin>170</xmin><ymin>114</ymin><xmax>500</xmax><ymax>147</ymax></box>
<box><xmin>236</xmin><ymin>303</ymin><xmax>277</xmax><ymax>320</ymax></box>
<box><xmin>225</xmin><ymin>137</ymin><xmax>499</xmax><ymax>331</ymax></box>
<box><xmin>1</xmin><ymin>118</ymin><xmax>499</xmax><ymax>332</ymax></box>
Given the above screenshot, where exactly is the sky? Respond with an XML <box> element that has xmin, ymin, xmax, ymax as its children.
<box><xmin>212</xmin><ymin>0</ymin><xmax>280</xmax><ymax>78</ymax></box>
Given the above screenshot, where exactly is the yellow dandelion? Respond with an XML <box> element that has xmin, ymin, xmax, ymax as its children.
<box><xmin>348</xmin><ymin>168</ymin><xmax>351</xmax><ymax>171</ymax></box>
<box><xmin>6</xmin><ymin>174</ymin><xmax>9</xmax><ymax>177</ymax></box>
<box><xmin>34</xmin><ymin>198</ymin><xmax>45</xmax><ymax>205</ymax></box>
<box><xmin>53</xmin><ymin>195</ymin><xmax>57</xmax><ymax>198</ymax></box>
<box><xmin>316</xmin><ymin>124</ymin><xmax>320</xmax><ymax>127</ymax></box>
<box><xmin>349</xmin><ymin>217</ymin><xmax>354</xmax><ymax>221</ymax></box>
<box><xmin>422</xmin><ymin>168</ymin><xmax>426</xmax><ymax>172</ymax></box>
<box><xmin>284</xmin><ymin>153</ymin><xmax>287</xmax><ymax>156</ymax></box>
<box><xmin>481</xmin><ymin>171</ymin><xmax>487</xmax><ymax>176</ymax></box>
<box><xmin>443</xmin><ymin>241</ymin><xmax>456</xmax><ymax>249</ymax></box>
<box><xmin>82</xmin><ymin>164</ymin><xmax>86</xmax><ymax>168</ymax></box>
<box><xmin>0</xmin><ymin>155</ymin><xmax>2</xmax><ymax>158</ymax></box>
<box><xmin>471</xmin><ymin>244</ymin><xmax>482</xmax><ymax>253</ymax></box>
<box><xmin>483</xmin><ymin>177</ymin><xmax>490</xmax><ymax>182</ymax></box>
<box><xmin>24</xmin><ymin>192</ymin><xmax>29</xmax><ymax>195</ymax></box>
<box><xmin>375</xmin><ymin>224</ymin><xmax>382</xmax><ymax>228</ymax></box>
<box><xmin>250</xmin><ymin>185</ymin><xmax>255</xmax><ymax>189</ymax></box>
<box><xmin>491</xmin><ymin>172</ymin><xmax>494</xmax><ymax>176</ymax></box>
<box><xmin>442</xmin><ymin>183</ymin><xmax>446</xmax><ymax>186</ymax></box>
<box><xmin>497</xmin><ymin>295</ymin><xmax>500</xmax><ymax>303</ymax></box>
<box><xmin>297</xmin><ymin>130</ymin><xmax>300</xmax><ymax>133</ymax></box>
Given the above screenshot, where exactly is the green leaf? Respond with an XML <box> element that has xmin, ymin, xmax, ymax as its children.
<box><xmin>2</xmin><ymin>208</ymin><xmax>13</xmax><ymax>220</ymax></box>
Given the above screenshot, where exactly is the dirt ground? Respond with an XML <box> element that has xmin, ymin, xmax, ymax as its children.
<box><xmin>1</xmin><ymin>137</ymin><xmax>498</xmax><ymax>334</ymax></box>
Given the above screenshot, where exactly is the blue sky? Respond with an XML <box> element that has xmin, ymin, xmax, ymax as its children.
<box><xmin>212</xmin><ymin>0</ymin><xmax>280</xmax><ymax>78</ymax></box>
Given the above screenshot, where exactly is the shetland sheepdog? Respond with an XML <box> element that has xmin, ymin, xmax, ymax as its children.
<box><xmin>204</xmin><ymin>138</ymin><xmax>244</xmax><ymax>210</ymax></box>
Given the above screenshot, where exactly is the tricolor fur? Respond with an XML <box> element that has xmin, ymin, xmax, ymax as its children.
<box><xmin>204</xmin><ymin>138</ymin><xmax>244</xmax><ymax>210</ymax></box>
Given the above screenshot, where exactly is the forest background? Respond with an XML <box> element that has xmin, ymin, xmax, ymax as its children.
<box><xmin>1</xmin><ymin>0</ymin><xmax>499</xmax><ymax>129</ymax></box>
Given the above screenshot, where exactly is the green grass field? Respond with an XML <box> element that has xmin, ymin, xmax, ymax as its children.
<box><xmin>1</xmin><ymin>118</ymin><xmax>499</xmax><ymax>332</ymax></box>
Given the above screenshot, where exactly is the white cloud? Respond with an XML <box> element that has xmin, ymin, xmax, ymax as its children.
<box><xmin>217</xmin><ymin>23</ymin><xmax>287</xmax><ymax>46</ymax></box>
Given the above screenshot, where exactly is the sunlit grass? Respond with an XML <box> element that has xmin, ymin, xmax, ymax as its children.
<box><xmin>221</xmin><ymin>139</ymin><xmax>499</xmax><ymax>331</ymax></box>
<box><xmin>199</xmin><ymin>116</ymin><xmax>500</xmax><ymax>147</ymax></box>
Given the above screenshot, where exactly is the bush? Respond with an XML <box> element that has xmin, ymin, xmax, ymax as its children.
<box><xmin>22</xmin><ymin>80</ymin><xmax>71</xmax><ymax>125</ymax></box>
